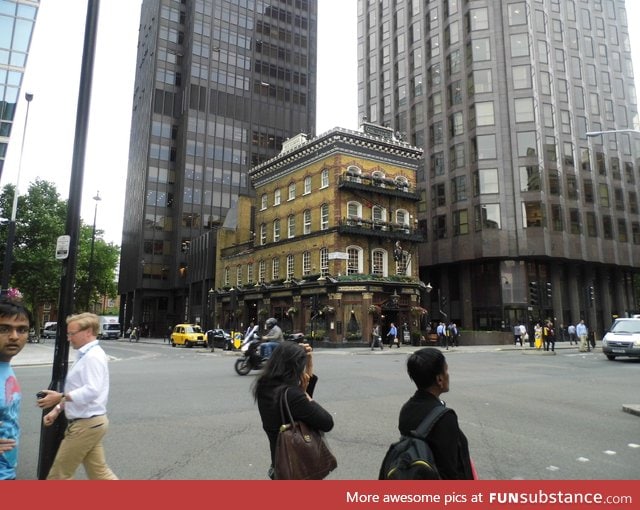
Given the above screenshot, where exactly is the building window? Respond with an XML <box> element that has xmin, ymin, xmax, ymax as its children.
<box><xmin>372</xmin><ymin>206</ymin><xmax>387</xmax><ymax>228</ymax></box>
<box><xmin>320</xmin><ymin>247</ymin><xmax>329</xmax><ymax>277</ymax></box>
<box><xmin>515</xmin><ymin>97</ymin><xmax>535</xmax><ymax>123</ymax></box>
<box><xmin>586</xmin><ymin>212</ymin><xmax>597</xmax><ymax>237</ymax></box>
<box><xmin>260</xmin><ymin>194</ymin><xmax>267</xmax><ymax>210</ymax></box>
<box><xmin>471</xmin><ymin>38</ymin><xmax>490</xmax><ymax>61</ymax></box>
<box><xmin>602</xmin><ymin>215</ymin><xmax>613</xmax><ymax>239</ymax></box>
<box><xmin>475</xmin><ymin>168</ymin><xmax>499</xmax><ymax>194</ymax></box>
<box><xmin>432</xmin><ymin>183</ymin><xmax>446</xmax><ymax>207</ymax></box>
<box><xmin>320</xmin><ymin>204</ymin><xmax>329</xmax><ymax>230</ymax></box>
<box><xmin>629</xmin><ymin>192</ymin><xmax>638</xmax><ymax>214</ymax></box>
<box><xmin>259</xmin><ymin>260</ymin><xmax>266</xmax><ymax>283</ymax></box>
<box><xmin>303</xmin><ymin>176</ymin><xmax>312</xmax><ymax>195</ymax></box>
<box><xmin>508</xmin><ymin>2</ymin><xmax>527</xmax><ymax>25</ymax></box>
<box><xmin>569</xmin><ymin>209</ymin><xmax>581</xmax><ymax>234</ymax></box>
<box><xmin>474</xmin><ymin>204</ymin><xmax>501</xmax><ymax>230</ymax></box>
<box><xmin>287</xmin><ymin>215</ymin><xmax>295</xmax><ymax>238</ymax></box>
<box><xmin>451</xmin><ymin>176</ymin><xmax>467</xmax><ymax>202</ymax></box>
<box><xmin>286</xmin><ymin>254</ymin><xmax>295</xmax><ymax>280</ymax></box>
<box><xmin>272</xmin><ymin>258</ymin><xmax>280</xmax><ymax>280</ymax></box>
<box><xmin>288</xmin><ymin>182</ymin><xmax>296</xmax><ymax>201</ymax></box>
<box><xmin>236</xmin><ymin>265</ymin><xmax>242</xmax><ymax>286</ymax></box>
<box><xmin>224</xmin><ymin>267</ymin><xmax>230</xmax><ymax>287</ymax></box>
<box><xmin>347</xmin><ymin>247</ymin><xmax>361</xmax><ymax>275</ymax></box>
<box><xmin>551</xmin><ymin>204</ymin><xmax>563</xmax><ymax>231</ymax></box>
<box><xmin>517</xmin><ymin>132</ymin><xmax>537</xmax><ymax>157</ymax></box>
<box><xmin>302</xmin><ymin>251</ymin><xmax>311</xmax><ymax>276</ymax></box>
<box><xmin>472</xmin><ymin>69</ymin><xmax>492</xmax><ymax>93</ymax></box>
<box><xmin>618</xmin><ymin>219</ymin><xmax>628</xmax><ymax>242</ymax></box>
<box><xmin>519</xmin><ymin>166</ymin><xmax>540</xmax><ymax>191</ymax></box>
<box><xmin>598</xmin><ymin>184</ymin><xmax>609</xmax><ymax>207</ymax></box>
<box><xmin>450</xmin><ymin>143</ymin><xmax>465</xmax><ymax>170</ymax></box>
<box><xmin>303</xmin><ymin>209</ymin><xmax>311</xmax><ymax>234</ymax></box>
<box><xmin>523</xmin><ymin>202</ymin><xmax>543</xmax><ymax>227</ymax></box>
<box><xmin>475</xmin><ymin>101</ymin><xmax>494</xmax><ymax>126</ymax></box>
<box><xmin>583</xmin><ymin>179</ymin><xmax>594</xmax><ymax>203</ymax></box>
<box><xmin>450</xmin><ymin>111</ymin><xmax>464</xmax><ymax>136</ymax></box>
<box><xmin>260</xmin><ymin>223</ymin><xmax>267</xmax><ymax>245</ymax></box>
<box><xmin>566</xmin><ymin>174</ymin><xmax>578</xmax><ymax>200</ymax></box>
<box><xmin>433</xmin><ymin>214</ymin><xmax>447</xmax><ymax>239</ymax></box>
<box><xmin>453</xmin><ymin>209</ymin><xmax>469</xmax><ymax>235</ymax></box>
<box><xmin>396</xmin><ymin>209</ymin><xmax>409</xmax><ymax>230</ymax></box>
<box><xmin>431</xmin><ymin>151</ymin><xmax>444</xmax><ymax>176</ymax></box>
<box><xmin>510</xmin><ymin>33</ymin><xmax>529</xmax><ymax>57</ymax></box>
<box><xmin>321</xmin><ymin>168</ymin><xmax>329</xmax><ymax>188</ymax></box>
<box><xmin>632</xmin><ymin>222</ymin><xmax>640</xmax><ymax>244</ymax></box>
<box><xmin>469</xmin><ymin>7</ymin><xmax>488</xmax><ymax>30</ymax></box>
<box><xmin>549</xmin><ymin>171</ymin><xmax>561</xmax><ymax>195</ymax></box>
<box><xmin>273</xmin><ymin>219</ymin><xmax>281</xmax><ymax>242</ymax></box>
<box><xmin>372</xmin><ymin>249</ymin><xmax>386</xmax><ymax>276</ymax></box>
<box><xmin>274</xmin><ymin>188</ymin><xmax>281</xmax><ymax>205</ymax></box>
<box><xmin>475</xmin><ymin>134</ymin><xmax>496</xmax><ymax>160</ymax></box>
<box><xmin>247</xmin><ymin>263</ymin><xmax>254</xmax><ymax>285</ymax></box>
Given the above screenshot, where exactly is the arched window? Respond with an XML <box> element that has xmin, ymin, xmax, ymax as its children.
<box><xmin>321</xmin><ymin>168</ymin><xmax>329</xmax><ymax>188</ymax></box>
<box><xmin>372</xmin><ymin>205</ymin><xmax>387</xmax><ymax>229</ymax></box>
<box><xmin>303</xmin><ymin>209</ymin><xmax>312</xmax><ymax>234</ymax></box>
<box><xmin>372</xmin><ymin>248</ymin><xmax>388</xmax><ymax>276</ymax></box>
<box><xmin>347</xmin><ymin>246</ymin><xmax>363</xmax><ymax>274</ymax></box>
<box><xmin>396</xmin><ymin>209</ymin><xmax>410</xmax><ymax>232</ymax></box>
<box><xmin>320</xmin><ymin>203</ymin><xmax>329</xmax><ymax>230</ymax></box>
<box><xmin>347</xmin><ymin>201</ymin><xmax>362</xmax><ymax>224</ymax></box>
<box><xmin>260</xmin><ymin>223</ymin><xmax>267</xmax><ymax>245</ymax></box>
<box><xmin>273</xmin><ymin>218</ymin><xmax>281</xmax><ymax>242</ymax></box>
<box><xmin>320</xmin><ymin>247</ymin><xmax>329</xmax><ymax>277</ymax></box>
<box><xmin>288</xmin><ymin>214</ymin><xmax>295</xmax><ymax>238</ymax></box>
<box><xmin>260</xmin><ymin>194</ymin><xmax>268</xmax><ymax>210</ymax></box>
<box><xmin>346</xmin><ymin>165</ymin><xmax>362</xmax><ymax>183</ymax></box>
<box><xmin>288</xmin><ymin>182</ymin><xmax>296</xmax><ymax>200</ymax></box>
<box><xmin>304</xmin><ymin>175</ymin><xmax>312</xmax><ymax>194</ymax></box>
<box><xmin>395</xmin><ymin>175</ymin><xmax>409</xmax><ymax>191</ymax></box>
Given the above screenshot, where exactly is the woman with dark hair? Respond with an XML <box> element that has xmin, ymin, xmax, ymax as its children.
<box><xmin>252</xmin><ymin>341</ymin><xmax>334</xmax><ymax>479</ymax></box>
<box><xmin>399</xmin><ymin>347</ymin><xmax>474</xmax><ymax>479</ymax></box>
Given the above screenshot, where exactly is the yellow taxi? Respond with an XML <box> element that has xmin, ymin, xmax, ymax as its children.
<box><xmin>170</xmin><ymin>324</ymin><xmax>206</xmax><ymax>348</ymax></box>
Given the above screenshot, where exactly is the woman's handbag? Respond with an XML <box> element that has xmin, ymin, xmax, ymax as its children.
<box><xmin>273</xmin><ymin>388</ymin><xmax>337</xmax><ymax>480</ymax></box>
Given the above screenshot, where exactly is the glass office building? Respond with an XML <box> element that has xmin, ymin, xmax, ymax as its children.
<box><xmin>119</xmin><ymin>0</ymin><xmax>317</xmax><ymax>335</ymax></box>
<box><xmin>0</xmin><ymin>0</ymin><xmax>39</xmax><ymax>180</ymax></box>
<box><xmin>358</xmin><ymin>0</ymin><xmax>640</xmax><ymax>334</ymax></box>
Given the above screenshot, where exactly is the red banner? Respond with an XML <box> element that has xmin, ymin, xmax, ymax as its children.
<box><xmin>5</xmin><ymin>480</ymin><xmax>639</xmax><ymax>510</ymax></box>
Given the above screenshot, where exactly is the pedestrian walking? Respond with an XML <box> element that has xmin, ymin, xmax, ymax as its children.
<box><xmin>371</xmin><ymin>324</ymin><xmax>383</xmax><ymax>350</ymax></box>
<box><xmin>0</xmin><ymin>297</ymin><xmax>32</xmax><ymax>480</ymax></box>
<box><xmin>534</xmin><ymin>322</ymin><xmax>543</xmax><ymax>350</ymax></box>
<box><xmin>543</xmin><ymin>321</ymin><xmax>555</xmax><ymax>352</ymax></box>
<box><xmin>387</xmin><ymin>322</ymin><xmax>399</xmax><ymax>348</ymax></box>
<box><xmin>567</xmin><ymin>323</ymin><xmax>577</xmax><ymax>345</ymax></box>
<box><xmin>513</xmin><ymin>323</ymin><xmax>523</xmax><ymax>346</ymax></box>
<box><xmin>37</xmin><ymin>313</ymin><xmax>118</xmax><ymax>480</ymax></box>
<box><xmin>576</xmin><ymin>320</ymin><xmax>589</xmax><ymax>352</ymax></box>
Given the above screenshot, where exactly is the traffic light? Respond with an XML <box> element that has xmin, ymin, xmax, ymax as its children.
<box><xmin>588</xmin><ymin>286</ymin><xmax>595</xmax><ymax>304</ymax></box>
<box><xmin>545</xmin><ymin>282</ymin><xmax>552</xmax><ymax>299</ymax></box>
<box><xmin>529</xmin><ymin>281</ymin><xmax>539</xmax><ymax>306</ymax></box>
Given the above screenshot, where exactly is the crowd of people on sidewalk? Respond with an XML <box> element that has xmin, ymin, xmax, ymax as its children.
<box><xmin>513</xmin><ymin>319</ymin><xmax>595</xmax><ymax>352</ymax></box>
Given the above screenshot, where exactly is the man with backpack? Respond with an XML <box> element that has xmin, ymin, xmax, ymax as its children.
<box><xmin>379</xmin><ymin>347</ymin><xmax>474</xmax><ymax>480</ymax></box>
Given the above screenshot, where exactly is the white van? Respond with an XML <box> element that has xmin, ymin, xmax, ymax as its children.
<box><xmin>41</xmin><ymin>322</ymin><xmax>57</xmax><ymax>339</ymax></box>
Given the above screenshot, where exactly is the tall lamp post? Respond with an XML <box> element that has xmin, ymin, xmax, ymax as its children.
<box><xmin>86</xmin><ymin>191</ymin><xmax>101</xmax><ymax>312</ymax></box>
<box><xmin>1</xmin><ymin>92</ymin><xmax>33</xmax><ymax>292</ymax></box>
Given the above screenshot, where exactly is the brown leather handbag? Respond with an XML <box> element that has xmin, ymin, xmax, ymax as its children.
<box><xmin>273</xmin><ymin>388</ymin><xmax>337</xmax><ymax>480</ymax></box>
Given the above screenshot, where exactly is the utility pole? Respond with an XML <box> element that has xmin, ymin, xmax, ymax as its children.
<box><xmin>37</xmin><ymin>0</ymin><xmax>100</xmax><ymax>480</ymax></box>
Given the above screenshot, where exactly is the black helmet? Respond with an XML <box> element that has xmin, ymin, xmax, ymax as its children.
<box><xmin>265</xmin><ymin>317</ymin><xmax>277</xmax><ymax>328</ymax></box>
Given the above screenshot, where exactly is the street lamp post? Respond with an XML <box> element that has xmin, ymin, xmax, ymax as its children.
<box><xmin>86</xmin><ymin>191</ymin><xmax>101</xmax><ymax>312</ymax></box>
<box><xmin>1</xmin><ymin>92</ymin><xmax>33</xmax><ymax>292</ymax></box>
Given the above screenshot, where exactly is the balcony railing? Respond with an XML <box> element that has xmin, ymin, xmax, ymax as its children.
<box><xmin>338</xmin><ymin>217</ymin><xmax>424</xmax><ymax>241</ymax></box>
<box><xmin>337</xmin><ymin>175</ymin><xmax>421</xmax><ymax>200</ymax></box>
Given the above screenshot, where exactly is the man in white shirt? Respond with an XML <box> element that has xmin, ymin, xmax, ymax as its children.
<box><xmin>37</xmin><ymin>313</ymin><xmax>117</xmax><ymax>479</ymax></box>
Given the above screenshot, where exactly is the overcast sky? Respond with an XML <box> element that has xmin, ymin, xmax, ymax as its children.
<box><xmin>2</xmin><ymin>0</ymin><xmax>639</xmax><ymax>246</ymax></box>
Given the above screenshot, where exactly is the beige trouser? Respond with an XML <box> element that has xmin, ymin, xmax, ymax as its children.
<box><xmin>579</xmin><ymin>334</ymin><xmax>589</xmax><ymax>352</ymax></box>
<box><xmin>47</xmin><ymin>414</ymin><xmax>118</xmax><ymax>480</ymax></box>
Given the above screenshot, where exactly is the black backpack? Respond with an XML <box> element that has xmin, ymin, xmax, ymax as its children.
<box><xmin>378</xmin><ymin>405</ymin><xmax>451</xmax><ymax>480</ymax></box>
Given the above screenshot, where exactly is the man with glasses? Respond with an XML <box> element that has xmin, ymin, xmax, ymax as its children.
<box><xmin>0</xmin><ymin>296</ymin><xmax>32</xmax><ymax>480</ymax></box>
<box><xmin>37</xmin><ymin>312</ymin><xmax>118</xmax><ymax>479</ymax></box>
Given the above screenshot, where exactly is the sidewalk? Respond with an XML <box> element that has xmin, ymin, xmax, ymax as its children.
<box><xmin>11</xmin><ymin>337</ymin><xmax>591</xmax><ymax>367</ymax></box>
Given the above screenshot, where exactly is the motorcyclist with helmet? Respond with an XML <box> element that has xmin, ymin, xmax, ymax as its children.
<box><xmin>259</xmin><ymin>317</ymin><xmax>284</xmax><ymax>358</ymax></box>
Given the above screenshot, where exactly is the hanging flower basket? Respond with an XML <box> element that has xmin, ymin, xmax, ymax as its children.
<box><xmin>411</xmin><ymin>306</ymin><xmax>428</xmax><ymax>316</ymax></box>
<box><xmin>321</xmin><ymin>305</ymin><xmax>335</xmax><ymax>315</ymax></box>
<box><xmin>368</xmin><ymin>304</ymin><xmax>381</xmax><ymax>315</ymax></box>
<box><xmin>287</xmin><ymin>306</ymin><xmax>298</xmax><ymax>316</ymax></box>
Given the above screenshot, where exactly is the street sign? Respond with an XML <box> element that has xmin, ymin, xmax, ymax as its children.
<box><xmin>55</xmin><ymin>235</ymin><xmax>71</xmax><ymax>260</ymax></box>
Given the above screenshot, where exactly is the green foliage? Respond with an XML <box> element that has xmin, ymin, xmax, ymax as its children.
<box><xmin>0</xmin><ymin>179</ymin><xmax>120</xmax><ymax>326</ymax></box>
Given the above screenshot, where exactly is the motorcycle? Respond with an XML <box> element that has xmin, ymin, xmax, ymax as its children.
<box><xmin>234</xmin><ymin>330</ymin><xmax>307</xmax><ymax>376</ymax></box>
<box><xmin>234</xmin><ymin>332</ymin><xmax>264</xmax><ymax>375</ymax></box>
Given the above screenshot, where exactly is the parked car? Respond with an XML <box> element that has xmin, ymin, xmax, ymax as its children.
<box><xmin>601</xmin><ymin>318</ymin><xmax>640</xmax><ymax>360</ymax></box>
<box><xmin>171</xmin><ymin>324</ymin><xmax>206</xmax><ymax>348</ymax></box>
<box><xmin>41</xmin><ymin>322</ymin><xmax>57</xmax><ymax>339</ymax></box>
<box><xmin>207</xmin><ymin>328</ymin><xmax>232</xmax><ymax>349</ymax></box>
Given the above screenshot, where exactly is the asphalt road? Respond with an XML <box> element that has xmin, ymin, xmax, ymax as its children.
<box><xmin>14</xmin><ymin>341</ymin><xmax>640</xmax><ymax>480</ymax></box>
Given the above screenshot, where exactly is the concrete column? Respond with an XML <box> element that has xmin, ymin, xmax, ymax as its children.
<box><xmin>568</xmin><ymin>264</ymin><xmax>581</xmax><ymax>324</ymax></box>
<box><xmin>460</xmin><ymin>263</ymin><xmax>473</xmax><ymax>329</ymax></box>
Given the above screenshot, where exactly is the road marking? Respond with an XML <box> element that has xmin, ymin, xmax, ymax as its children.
<box><xmin>576</xmin><ymin>457</ymin><xmax>590</xmax><ymax>462</ymax></box>
<box><xmin>629</xmin><ymin>443</ymin><xmax>640</xmax><ymax>449</ymax></box>
<box><xmin>603</xmin><ymin>450</ymin><xmax>616</xmax><ymax>456</ymax></box>
<box><xmin>546</xmin><ymin>465</ymin><xmax>560</xmax><ymax>471</ymax></box>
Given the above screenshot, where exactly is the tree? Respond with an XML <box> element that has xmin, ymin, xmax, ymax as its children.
<box><xmin>0</xmin><ymin>179</ymin><xmax>120</xmax><ymax>328</ymax></box>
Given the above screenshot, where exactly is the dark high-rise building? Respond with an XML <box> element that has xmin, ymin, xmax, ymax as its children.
<box><xmin>119</xmin><ymin>0</ymin><xmax>317</xmax><ymax>335</ymax></box>
<box><xmin>358</xmin><ymin>0</ymin><xmax>640</xmax><ymax>334</ymax></box>
<box><xmin>0</xmin><ymin>0</ymin><xmax>39</xmax><ymax>180</ymax></box>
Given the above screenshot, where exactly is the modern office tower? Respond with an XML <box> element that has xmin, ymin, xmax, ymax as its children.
<box><xmin>119</xmin><ymin>0</ymin><xmax>317</xmax><ymax>335</ymax></box>
<box><xmin>0</xmin><ymin>0</ymin><xmax>39</xmax><ymax>180</ymax></box>
<box><xmin>358</xmin><ymin>0</ymin><xmax>640</xmax><ymax>335</ymax></box>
